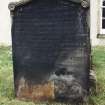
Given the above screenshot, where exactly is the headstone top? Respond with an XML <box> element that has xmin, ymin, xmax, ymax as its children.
<box><xmin>8</xmin><ymin>0</ymin><xmax>89</xmax><ymax>11</ymax></box>
<box><xmin>8</xmin><ymin>0</ymin><xmax>31</xmax><ymax>11</ymax></box>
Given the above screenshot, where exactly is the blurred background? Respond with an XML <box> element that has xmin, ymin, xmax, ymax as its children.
<box><xmin>0</xmin><ymin>0</ymin><xmax>20</xmax><ymax>45</ymax></box>
<box><xmin>0</xmin><ymin>0</ymin><xmax>105</xmax><ymax>46</ymax></box>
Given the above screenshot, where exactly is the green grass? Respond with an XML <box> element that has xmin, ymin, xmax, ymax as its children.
<box><xmin>0</xmin><ymin>46</ymin><xmax>105</xmax><ymax>105</ymax></box>
<box><xmin>0</xmin><ymin>46</ymin><xmax>37</xmax><ymax>105</ymax></box>
<box><xmin>0</xmin><ymin>46</ymin><xmax>14</xmax><ymax>99</ymax></box>
<box><xmin>88</xmin><ymin>46</ymin><xmax>105</xmax><ymax>105</ymax></box>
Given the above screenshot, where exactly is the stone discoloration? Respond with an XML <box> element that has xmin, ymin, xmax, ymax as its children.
<box><xmin>49</xmin><ymin>74</ymin><xmax>87</xmax><ymax>103</ymax></box>
<box><xmin>16</xmin><ymin>77</ymin><xmax>55</xmax><ymax>101</ymax></box>
<box><xmin>16</xmin><ymin>75</ymin><xmax>88</xmax><ymax>103</ymax></box>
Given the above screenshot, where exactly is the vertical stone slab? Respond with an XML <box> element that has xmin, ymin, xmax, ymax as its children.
<box><xmin>9</xmin><ymin>0</ymin><xmax>90</xmax><ymax>103</ymax></box>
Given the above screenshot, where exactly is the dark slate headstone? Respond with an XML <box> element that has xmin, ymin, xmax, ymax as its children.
<box><xmin>10</xmin><ymin>0</ymin><xmax>90</xmax><ymax>103</ymax></box>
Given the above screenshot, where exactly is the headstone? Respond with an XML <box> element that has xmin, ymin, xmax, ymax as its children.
<box><xmin>9</xmin><ymin>0</ymin><xmax>90</xmax><ymax>103</ymax></box>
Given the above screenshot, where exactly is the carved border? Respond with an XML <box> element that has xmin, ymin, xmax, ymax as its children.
<box><xmin>8</xmin><ymin>0</ymin><xmax>32</xmax><ymax>11</ymax></box>
<box><xmin>8</xmin><ymin>0</ymin><xmax>89</xmax><ymax>11</ymax></box>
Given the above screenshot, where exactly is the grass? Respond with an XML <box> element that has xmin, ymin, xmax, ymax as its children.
<box><xmin>88</xmin><ymin>46</ymin><xmax>105</xmax><ymax>105</ymax></box>
<box><xmin>0</xmin><ymin>46</ymin><xmax>14</xmax><ymax>98</ymax></box>
<box><xmin>0</xmin><ymin>46</ymin><xmax>105</xmax><ymax>105</ymax></box>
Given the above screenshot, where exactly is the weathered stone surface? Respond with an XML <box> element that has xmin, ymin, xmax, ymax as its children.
<box><xmin>16</xmin><ymin>77</ymin><xmax>55</xmax><ymax>101</ymax></box>
<box><xmin>10</xmin><ymin>0</ymin><xmax>90</xmax><ymax>103</ymax></box>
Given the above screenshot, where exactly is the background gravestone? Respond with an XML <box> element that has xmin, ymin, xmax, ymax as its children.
<box><xmin>9</xmin><ymin>0</ymin><xmax>90</xmax><ymax>103</ymax></box>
